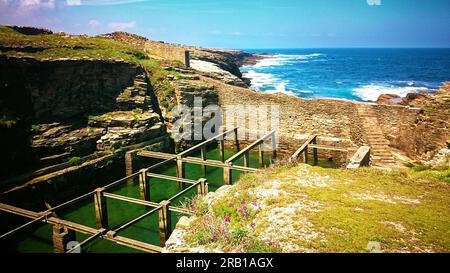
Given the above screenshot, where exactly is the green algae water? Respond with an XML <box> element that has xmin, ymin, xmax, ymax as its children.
<box><xmin>0</xmin><ymin>147</ymin><xmax>271</xmax><ymax>253</ymax></box>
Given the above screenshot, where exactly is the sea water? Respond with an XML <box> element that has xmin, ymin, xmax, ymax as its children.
<box><xmin>240</xmin><ymin>48</ymin><xmax>450</xmax><ymax>102</ymax></box>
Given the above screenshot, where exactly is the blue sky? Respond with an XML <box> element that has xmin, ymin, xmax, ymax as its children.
<box><xmin>1</xmin><ymin>0</ymin><xmax>449</xmax><ymax>49</ymax></box>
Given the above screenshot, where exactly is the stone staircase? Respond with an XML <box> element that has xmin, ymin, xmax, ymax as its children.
<box><xmin>356</xmin><ymin>103</ymin><xmax>397</xmax><ymax>168</ymax></box>
<box><xmin>116</xmin><ymin>73</ymin><xmax>153</xmax><ymax>111</ymax></box>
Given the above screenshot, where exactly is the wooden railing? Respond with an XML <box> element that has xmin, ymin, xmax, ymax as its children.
<box><xmin>223</xmin><ymin>130</ymin><xmax>277</xmax><ymax>185</ymax></box>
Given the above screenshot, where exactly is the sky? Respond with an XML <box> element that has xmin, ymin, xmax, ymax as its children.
<box><xmin>0</xmin><ymin>0</ymin><xmax>449</xmax><ymax>49</ymax></box>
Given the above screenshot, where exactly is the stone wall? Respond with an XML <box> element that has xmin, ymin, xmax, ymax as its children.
<box><xmin>216</xmin><ymin>85</ymin><xmax>366</xmax><ymax>154</ymax></box>
<box><xmin>214</xmin><ymin>81</ymin><xmax>443</xmax><ymax>162</ymax></box>
<box><xmin>0</xmin><ymin>56</ymin><xmax>167</xmax><ymax>180</ymax></box>
<box><xmin>145</xmin><ymin>41</ymin><xmax>188</xmax><ymax>66</ymax></box>
<box><xmin>0</xmin><ymin>56</ymin><xmax>140</xmax><ymax>123</ymax></box>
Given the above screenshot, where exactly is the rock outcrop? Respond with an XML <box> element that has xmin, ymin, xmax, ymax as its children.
<box><xmin>0</xmin><ymin>55</ymin><xmax>166</xmax><ymax>179</ymax></box>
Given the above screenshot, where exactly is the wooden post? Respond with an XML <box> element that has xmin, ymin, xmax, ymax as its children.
<box><xmin>158</xmin><ymin>200</ymin><xmax>171</xmax><ymax>247</ymax></box>
<box><xmin>258</xmin><ymin>143</ymin><xmax>264</xmax><ymax>168</ymax></box>
<box><xmin>218</xmin><ymin>140</ymin><xmax>225</xmax><ymax>162</ymax></box>
<box><xmin>312</xmin><ymin>136</ymin><xmax>318</xmax><ymax>166</ymax></box>
<box><xmin>271</xmin><ymin>132</ymin><xmax>277</xmax><ymax>160</ymax></box>
<box><xmin>94</xmin><ymin>188</ymin><xmax>108</xmax><ymax>230</ymax></box>
<box><xmin>184</xmin><ymin>50</ymin><xmax>190</xmax><ymax>68</ymax></box>
<box><xmin>223</xmin><ymin>163</ymin><xmax>232</xmax><ymax>185</ymax></box>
<box><xmin>176</xmin><ymin>156</ymin><xmax>185</xmax><ymax>189</ymax></box>
<box><xmin>200</xmin><ymin>146</ymin><xmax>207</xmax><ymax>176</ymax></box>
<box><xmin>52</xmin><ymin>225</ymin><xmax>75</xmax><ymax>253</ymax></box>
<box><xmin>197</xmin><ymin>178</ymin><xmax>208</xmax><ymax>196</ymax></box>
<box><xmin>243</xmin><ymin>151</ymin><xmax>250</xmax><ymax>170</ymax></box>
<box><xmin>125</xmin><ymin>150</ymin><xmax>137</xmax><ymax>185</ymax></box>
<box><xmin>303</xmin><ymin>146</ymin><xmax>309</xmax><ymax>164</ymax></box>
<box><xmin>139</xmin><ymin>169</ymin><xmax>150</xmax><ymax>201</ymax></box>
<box><xmin>234</xmin><ymin>128</ymin><xmax>240</xmax><ymax>152</ymax></box>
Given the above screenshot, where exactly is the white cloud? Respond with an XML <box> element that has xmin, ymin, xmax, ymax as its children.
<box><xmin>88</xmin><ymin>19</ymin><xmax>101</xmax><ymax>28</ymax></box>
<box><xmin>66</xmin><ymin>0</ymin><xmax>146</xmax><ymax>6</ymax></box>
<box><xmin>66</xmin><ymin>0</ymin><xmax>81</xmax><ymax>6</ymax></box>
<box><xmin>108</xmin><ymin>21</ymin><xmax>136</xmax><ymax>31</ymax></box>
<box><xmin>230</xmin><ymin>31</ymin><xmax>243</xmax><ymax>36</ymax></box>
<box><xmin>0</xmin><ymin>0</ymin><xmax>55</xmax><ymax>16</ymax></box>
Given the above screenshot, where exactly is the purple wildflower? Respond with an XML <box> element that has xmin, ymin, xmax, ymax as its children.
<box><xmin>224</xmin><ymin>216</ymin><xmax>231</xmax><ymax>223</ymax></box>
<box><xmin>228</xmin><ymin>202</ymin><xmax>234</xmax><ymax>207</ymax></box>
<box><xmin>250</xmin><ymin>222</ymin><xmax>256</xmax><ymax>229</ymax></box>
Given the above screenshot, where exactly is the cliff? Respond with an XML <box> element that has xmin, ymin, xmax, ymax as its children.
<box><xmin>0</xmin><ymin>26</ymin><xmax>168</xmax><ymax>180</ymax></box>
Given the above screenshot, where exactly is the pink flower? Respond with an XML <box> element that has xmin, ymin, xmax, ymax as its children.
<box><xmin>224</xmin><ymin>216</ymin><xmax>231</xmax><ymax>223</ymax></box>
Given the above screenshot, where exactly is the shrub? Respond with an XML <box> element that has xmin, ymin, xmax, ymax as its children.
<box><xmin>68</xmin><ymin>157</ymin><xmax>82</xmax><ymax>165</ymax></box>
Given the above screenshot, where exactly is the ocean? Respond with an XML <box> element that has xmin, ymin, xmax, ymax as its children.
<box><xmin>239</xmin><ymin>48</ymin><xmax>450</xmax><ymax>102</ymax></box>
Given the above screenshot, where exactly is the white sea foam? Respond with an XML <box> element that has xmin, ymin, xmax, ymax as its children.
<box><xmin>265</xmin><ymin>82</ymin><xmax>296</xmax><ymax>96</ymax></box>
<box><xmin>251</xmin><ymin>53</ymin><xmax>324</xmax><ymax>68</ymax></box>
<box><xmin>353</xmin><ymin>84</ymin><xmax>431</xmax><ymax>102</ymax></box>
<box><xmin>242</xmin><ymin>70</ymin><xmax>278</xmax><ymax>89</ymax></box>
<box><xmin>242</xmin><ymin>70</ymin><xmax>295</xmax><ymax>96</ymax></box>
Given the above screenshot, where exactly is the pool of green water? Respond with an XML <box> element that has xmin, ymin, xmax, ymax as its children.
<box><xmin>1</xmin><ymin>147</ymin><xmax>272</xmax><ymax>253</ymax></box>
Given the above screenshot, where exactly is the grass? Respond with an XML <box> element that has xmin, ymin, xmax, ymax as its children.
<box><xmin>180</xmin><ymin>163</ymin><xmax>450</xmax><ymax>253</ymax></box>
<box><xmin>68</xmin><ymin>156</ymin><xmax>81</xmax><ymax>165</ymax></box>
<box><xmin>0</xmin><ymin>25</ymin><xmax>159</xmax><ymax>70</ymax></box>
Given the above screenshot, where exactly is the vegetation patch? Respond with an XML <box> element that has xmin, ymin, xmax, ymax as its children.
<box><xmin>174</xmin><ymin>163</ymin><xmax>450</xmax><ymax>253</ymax></box>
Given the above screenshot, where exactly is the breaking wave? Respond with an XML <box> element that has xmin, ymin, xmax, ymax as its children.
<box><xmin>352</xmin><ymin>84</ymin><xmax>432</xmax><ymax>102</ymax></box>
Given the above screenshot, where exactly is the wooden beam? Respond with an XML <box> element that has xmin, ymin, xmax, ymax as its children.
<box><xmin>137</xmin><ymin>151</ymin><xmax>175</xmax><ymax>160</ymax></box>
<box><xmin>179</xmin><ymin>127</ymin><xmax>237</xmax><ymax>157</ymax></box>
<box><xmin>176</xmin><ymin>156</ymin><xmax>185</xmax><ymax>189</ymax></box>
<box><xmin>258</xmin><ymin>143</ymin><xmax>264</xmax><ymax>168</ymax></box>
<box><xmin>226</xmin><ymin>131</ymin><xmax>275</xmax><ymax>163</ymax></box>
<box><xmin>292</xmin><ymin>135</ymin><xmax>317</xmax><ymax>160</ymax></box>
<box><xmin>243</xmin><ymin>151</ymin><xmax>250</xmax><ymax>171</ymax></box>
<box><xmin>223</xmin><ymin>163</ymin><xmax>232</xmax><ymax>185</ymax></box>
<box><xmin>218</xmin><ymin>139</ymin><xmax>225</xmax><ymax>162</ymax></box>
<box><xmin>146</xmin><ymin>172</ymin><xmax>197</xmax><ymax>185</ymax></box>
<box><xmin>158</xmin><ymin>200</ymin><xmax>171</xmax><ymax>247</ymax></box>
<box><xmin>308</xmin><ymin>144</ymin><xmax>349</xmax><ymax>152</ymax></box>
<box><xmin>312</xmin><ymin>136</ymin><xmax>318</xmax><ymax>166</ymax></box>
<box><xmin>94</xmin><ymin>188</ymin><xmax>108</xmax><ymax>230</ymax></box>
<box><xmin>0</xmin><ymin>203</ymin><xmax>41</xmax><ymax>219</ymax></box>
<box><xmin>234</xmin><ymin>127</ymin><xmax>240</xmax><ymax>152</ymax></box>
<box><xmin>139</xmin><ymin>169</ymin><xmax>150</xmax><ymax>201</ymax></box>
<box><xmin>197</xmin><ymin>178</ymin><xmax>208</xmax><ymax>196</ymax></box>
<box><xmin>271</xmin><ymin>132</ymin><xmax>277</xmax><ymax>160</ymax></box>
<box><xmin>200</xmin><ymin>146</ymin><xmax>206</xmax><ymax>175</ymax></box>
<box><xmin>103</xmin><ymin>192</ymin><xmax>160</xmax><ymax>208</ymax></box>
<box><xmin>113</xmin><ymin>235</ymin><xmax>162</xmax><ymax>253</ymax></box>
